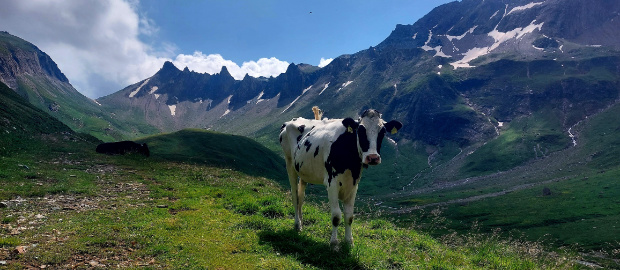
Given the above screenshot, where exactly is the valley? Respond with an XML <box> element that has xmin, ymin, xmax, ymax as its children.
<box><xmin>1</xmin><ymin>0</ymin><xmax>620</xmax><ymax>268</ymax></box>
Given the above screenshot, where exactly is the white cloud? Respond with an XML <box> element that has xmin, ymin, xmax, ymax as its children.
<box><xmin>318</xmin><ymin>57</ymin><xmax>334</xmax><ymax>68</ymax></box>
<box><xmin>173</xmin><ymin>52</ymin><xmax>289</xmax><ymax>80</ymax></box>
<box><xmin>0</xmin><ymin>0</ymin><xmax>289</xmax><ymax>98</ymax></box>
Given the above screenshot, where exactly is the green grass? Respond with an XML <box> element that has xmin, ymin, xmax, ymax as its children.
<box><xmin>0</xmin><ymin>151</ymin><xmax>579</xmax><ymax>269</ymax></box>
<box><xmin>460</xmin><ymin>109</ymin><xmax>571</xmax><ymax>177</ymax></box>
<box><xmin>136</xmin><ymin>128</ymin><xmax>287</xmax><ymax>183</ymax></box>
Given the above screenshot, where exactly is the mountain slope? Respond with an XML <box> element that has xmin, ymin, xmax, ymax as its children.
<box><xmin>99</xmin><ymin>0</ymin><xmax>620</xmax><ymax>193</ymax></box>
<box><xmin>0</xmin><ymin>80</ymin><xmax>98</xmax><ymax>156</ymax></box>
<box><xmin>0</xmin><ymin>31</ymin><xmax>154</xmax><ymax>141</ymax></box>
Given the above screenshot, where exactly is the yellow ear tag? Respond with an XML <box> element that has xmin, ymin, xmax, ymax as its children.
<box><xmin>391</xmin><ymin>127</ymin><xmax>398</xmax><ymax>134</ymax></box>
<box><xmin>347</xmin><ymin>126</ymin><xmax>354</xmax><ymax>133</ymax></box>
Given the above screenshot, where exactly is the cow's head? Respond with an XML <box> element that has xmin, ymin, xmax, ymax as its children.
<box><xmin>349</xmin><ymin>109</ymin><xmax>402</xmax><ymax>166</ymax></box>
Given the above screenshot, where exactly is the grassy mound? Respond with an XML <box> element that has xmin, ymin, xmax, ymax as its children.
<box><xmin>136</xmin><ymin>128</ymin><xmax>287</xmax><ymax>182</ymax></box>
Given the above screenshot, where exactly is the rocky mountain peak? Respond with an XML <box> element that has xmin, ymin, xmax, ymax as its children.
<box><xmin>0</xmin><ymin>31</ymin><xmax>69</xmax><ymax>89</ymax></box>
<box><xmin>377</xmin><ymin>0</ymin><xmax>620</xmax><ymax>68</ymax></box>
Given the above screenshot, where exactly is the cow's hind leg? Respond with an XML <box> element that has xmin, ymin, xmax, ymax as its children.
<box><xmin>297</xmin><ymin>180</ymin><xmax>308</xmax><ymax>229</ymax></box>
<box><xmin>285</xmin><ymin>161</ymin><xmax>302</xmax><ymax>231</ymax></box>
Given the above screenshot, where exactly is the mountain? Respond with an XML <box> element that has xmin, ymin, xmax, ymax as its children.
<box><xmin>0</xmin><ymin>31</ymin><xmax>151</xmax><ymax>141</ymax></box>
<box><xmin>100</xmin><ymin>0</ymin><xmax>620</xmax><ymax>181</ymax></box>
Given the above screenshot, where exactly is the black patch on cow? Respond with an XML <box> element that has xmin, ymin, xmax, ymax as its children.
<box><xmin>377</xmin><ymin>127</ymin><xmax>386</xmax><ymax>154</ymax></box>
<box><xmin>357</xmin><ymin>125</ymin><xmax>370</xmax><ymax>152</ymax></box>
<box><xmin>384</xmin><ymin>120</ymin><xmax>403</xmax><ymax>134</ymax></box>
<box><xmin>96</xmin><ymin>141</ymin><xmax>150</xmax><ymax>157</ymax></box>
<box><xmin>313</xmin><ymin>146</ymin><xmax>320</xmax><ymax>157</ymax></box>
<box><xmin>324</xmin><ymin>121</ymin><xmax>362</xmax><ymax>186</ymax></box>
<box><xmin>332</xmin><ymin>216</ymin><xmax>340</xmax><ymax>227</ymax></box>
<box><xmin>280</xmin><ymin>124</ymin><xmax>286</xmax><ymax>132</ymax></box>
<box><xmin>304</xmin><ymin>140</ymin><xmax>312</xmax><ymax>152</ymax></box>
<box><xmin>298</xmin><ymin>125</ymin><xmax>305</xmax><ymax>133</ymax></box>
<box><xmin>341</xmin><ymin>117</ymin><xmax>359</xmax><ymax>131</ymax></box>
<box><xmin>294</xmin><ymin>161</ymin><xmax>303</xmax><ymax>172</ymax></box>
<box><xmin>348</xmin><ymin>216</ymin><xmax>354</xmax><ymax>225</ymax></box>
<box><xmin>279</xmin><ymin>134</ymin><xmax>282</xmax><ymax>143</ymax></box>
<box><xmin>296</xmin><ymin>135</ymin><xmax>302</xmax><ymax>142</ymax></box>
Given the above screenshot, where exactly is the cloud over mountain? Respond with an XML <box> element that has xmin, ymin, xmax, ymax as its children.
<box><xmin>0</xmin><ymin>0</ymin><xmax>289</xmax><ymax>98</ymax></box>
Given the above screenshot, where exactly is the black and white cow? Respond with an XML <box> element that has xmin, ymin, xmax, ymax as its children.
<box><xmin>279</xmin><ymin>109</ymin><xmax>402</xmax><ymax>247</ymax></box>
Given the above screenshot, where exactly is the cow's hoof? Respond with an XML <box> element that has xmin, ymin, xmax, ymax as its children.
<box><xmin>330</xmin><ymin>240</ymin><xmax>340</xmax><ymax>251</ymax></box>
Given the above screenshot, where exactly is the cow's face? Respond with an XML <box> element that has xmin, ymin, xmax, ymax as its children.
<box><xmin>356</xmin><ymin>109</ymin><xmax>402</xmax><ymax>166</ymax></box>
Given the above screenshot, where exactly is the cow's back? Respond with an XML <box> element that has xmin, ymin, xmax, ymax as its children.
<box><xmin>280</xmin><ymin>118</ymin><xmax>347</xmax><ymax>185</ymax></box>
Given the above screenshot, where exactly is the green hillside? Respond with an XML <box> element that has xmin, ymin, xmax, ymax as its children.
<box><xmin>387</xmin><ymin>101</ymin><xmax>620</xmax><ymax>267</ymax></box>
<box><xmin>0</xmin><ymin>81</ymin><xmax>99</xmax><ymax>156</ymax></box>
<box><xmin>0</xmin><ymin>139</ymin><xmax>579</xmax><ymax>269</ymax></box>
<box><xmin>136</xmin><ymin>129</ymin><xmax>287</xmax><ymax>182</ymax></box>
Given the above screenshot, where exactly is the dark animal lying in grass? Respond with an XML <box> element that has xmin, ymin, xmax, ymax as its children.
<box><xmin>96</xmin><ymin>141</ymin><xmax>150</xmax><ymax>157</ymax></box>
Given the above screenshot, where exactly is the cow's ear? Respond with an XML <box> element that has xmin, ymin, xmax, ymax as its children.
<box><xmin>384</xmin><ymin>120</ymin><xmax>403</xmax><ymax>135</ymax></box>
<box><xmin>342</xmin><ymin>118</ymin><xmax>359</xmax><ymax>133</ymax></box>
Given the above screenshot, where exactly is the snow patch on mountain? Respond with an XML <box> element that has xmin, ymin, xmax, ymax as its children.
<box><xmin>319</xmin><ymin>82</ymin><xmax>330</xmax><ymax>95</ymax></box>
<box><xmin>447</xmin><ymin>26</ymin><xmax>478</xmax><ymax>41</ymax></box>
<box><xmin>255</xmin><ymin>91</ymin><xmax>265</xmax><ymax>104</ymax></box>
<box><xmin>129</xmin><ymin>78</ymin><xmax>151</xmax><ymax>98</ymax></box>
<box><xmin>168</xmin><ymin>105</ymin><xmax>176</xmax><ymax>116</ymax></box>
<box><xmin>507</xmin><ymin>2</ymin><xmax>543</xmax><ymax>15</ymax></box>
<box><xmin>337</xmin><ymin>81</ymin><xmax>354</xmax><ymax>92</ymax></box>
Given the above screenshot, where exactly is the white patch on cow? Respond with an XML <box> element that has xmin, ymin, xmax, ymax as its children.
<box><xmin>446</xmin><ymin>26</ymin><xmax>478</xmax><ymax>41</ymax></box>
<box><xmin>154</xmin><ymin>94</ymin><xmax>160</xmax><ymax>99</ymax></box>
<box><xmin>319</xmin><ymin>82</ymin><xmax>330</xmax><ymax>95</ymax></box>
<box><xmin>129</xmin><ymin>78</ymin><xmax>151</xmax><ymax>98</ymax></box>
<box><xmin>507</xmin><ymin>2</ymin><xmax>543</xmax><ymax>15</ymax></box>
<box><xmin>149</xmin><ymin>86</ymin><xmax>159</xmax><ymax>94</ymax></box>
<box><xmin>168</xmin><ymin>104</ymin><xmax>176</xmax><ymax>116</ymax></box>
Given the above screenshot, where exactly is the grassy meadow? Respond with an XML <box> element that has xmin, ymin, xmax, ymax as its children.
<box><xmin>0</xmin><ymin>143</ymin><xmax>580</xmax><ymax>269</ymax></box>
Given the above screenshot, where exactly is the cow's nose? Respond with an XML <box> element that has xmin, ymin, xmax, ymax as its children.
<box><xmin>365</xmin><ymin>154</ymin><xmax>381</xmax><ymax>165</ymax></box>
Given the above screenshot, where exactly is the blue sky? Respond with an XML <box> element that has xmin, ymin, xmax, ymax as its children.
<box><xmin>0</xmin><ymin>0</ymin><xmax>453</xmax><ymax>98</ymax></box>
<box><xmin>139</xmin><ymin>0</ymin><xmax>453</xmax><ymax>65</ymax></box>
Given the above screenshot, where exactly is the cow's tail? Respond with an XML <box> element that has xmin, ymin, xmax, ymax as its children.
<box><xmin>312</xmin><ymin>106</ymin><xmax>323</xmax><ymax>120</ymax></box>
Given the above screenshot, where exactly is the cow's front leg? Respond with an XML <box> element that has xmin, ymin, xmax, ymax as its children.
<box><xmin>343</xmin><ymin>186</ymin><xmax>358</xmax><ymax>246</ymax></box>
<box><xmin>327</xmin><ymin>181</ymin><xmax>341</xmax><ymax>249</ymax></box>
